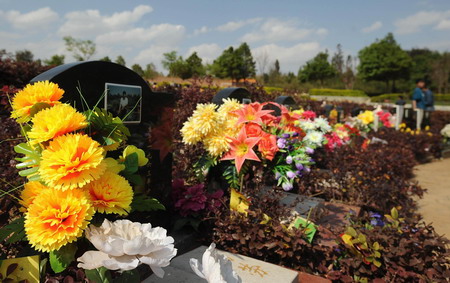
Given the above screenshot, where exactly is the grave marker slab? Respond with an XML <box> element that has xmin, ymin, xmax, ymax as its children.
<box><xmin>30</xmin><ymin>61</ymin><xmax>175</xmax><ymax>202</ymax></box>
<box><xmin>212</xmin><ymin>87</ymin><xmax>251</xmax><ymax>105</ymax></box>
<box><xmin>168</xmin><ymin>246</ymin><xmax>299</xmax><ymax>283</ymax></box>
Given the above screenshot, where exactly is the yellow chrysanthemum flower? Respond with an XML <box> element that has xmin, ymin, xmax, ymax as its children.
<box><xmin>25</xmin><ymin>188</ymin><xmax>94</xmax><ymax>252</ymax></box>
<box><xmin>217</xmin><ymin>98</ymin><xmax>242</xmax><ymax>116</ymax></box>
<box><xmin>204</xmin><ymin>132</ymin><xmax>231</xmax><ymax>157</ymax></box>
<box><xmin>83</xmin><ymin>172</ymin><xmax>133</xmax><ymax>215</ymax></box>
<box><xmin>39</xmin><ymin>133</ymin><xmax>106</xmax><ymax>191</ymax></box>
<box><xmin>357</xmin><ymin>110</ymin><xmax>374</xmax><ymax>125</ymax></box>
<box><xmin>11</xmin><ymin>81</ymin><xmax>64</xmax><ymax>123</ymax></box>
<box><xmin>181</xmin><ymin>117</ymin><xmax>203</xmax><ymax>144</ymax></box>
<box><xmin>224</xmin><ymin>117</ymin><xmax>241</xmax><ymax>138</ymax></box>
<box><xmin>119</xmin><ymin>145</ymin><xmax>149</xmax><ymax>166</ymax></box>
<box><xmin>28</xmin><ymin>104</ymin><xmax>88</xmax><ymax>145</ymax></box>
<box><xmin>103</xmin><ymin>157</ymin><xmax>125</xmax><ymax>174</ymax></box>
<box><xmin>190</xmin><ymin>103</ymin><xmax>219</xmax><ymax>136</ymax></box>
<box><xmin>19</xmin><ymin>181</ymin><xmax>49</xmax><ymax>212</ymax></box>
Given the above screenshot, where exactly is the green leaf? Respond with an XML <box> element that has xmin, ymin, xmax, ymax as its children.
<box><xmin>373</xmin><ymin>241</ymin><xmax>380</xmax><ymax>250</ymax></box>
<box><xmin>112</xmin><ymin>269</ymin><xmax>140</xmax><ymax>283</ymax></box>
<box><xmin>13</xmin><ymin>143</ymin><xmax>41</xmax><ymax>180</ymax></box>
<box><xmin>131</xmin><ymin>194</ymin><xmax>165</xmax><ymax>212</ymax></box>
<box><xmin>121</xmin><ymin>172</ymin><xmax>143</xmax><ymax>186</ymax></box>
<box><xmin>346</xmin><ymin>227</ymin><xmax>358</xmax><ymax>237</ymax></box>
<box><xmin>85</xmin><ymin>267</ymin><xmax>112</xmax><ymax>283</ymax></box>
<box><xmin>0</xmin><ymin>217</ymin><xmax>26</xmax><ymax>244</ymax></box>
<box><xmin>85</xmin><ymin>107</ymin><xmax>130</xmax><ymax>147</ymax></box>
<box><xmin>49</xmin><ymin>243</ymin><xmax>77</xmax><ymax>273</ymax></box>
<box><xmin>123</xmin><ymin>152</ymin><xmax>138</xmax><ymax>175</ymax></box>
<box><xmin>29</xmin><ymin>102</ymin><xmax>51</xmax><ymax>117</ymax></box>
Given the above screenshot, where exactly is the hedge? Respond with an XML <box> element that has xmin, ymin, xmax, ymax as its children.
<box><xmin>309</xmin><ymin>88</ymin><xmax>368</xmax><ymax>97</ymax></box>
<box><xmin>263</xmin><ymin>86</ymin><xmax>284</xmax><ymax>94</ymax></box>
<box><xmin>371</xmin><ymin>93</ymin><xmax>450</xmax><ymax>102</ymax></box>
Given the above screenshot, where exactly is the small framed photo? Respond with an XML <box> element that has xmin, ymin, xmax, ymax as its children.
<box><xmin>242</xmin><ymin>98</ymin><xmax>252</xmax><ymax>104</ymax></box>
<box><xmin>105</xmin><ymin>83</ymin><xmax>142</xmax><ymax>123</ymax></box>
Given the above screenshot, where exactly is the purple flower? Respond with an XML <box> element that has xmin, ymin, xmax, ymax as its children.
<box><xmin>304</xmin><ymin>166</ymin><xmax>311</xmax><ymax>173</ymax></box>
<box><xmin>369</xmin><ymin>212</ymin><xmax>382</xmax><ymax>219</ymax></box>
<box><xmin>295</xmin><ymin>163</ymin><xmax>304</xmax><ymax>170</ymax></box>
<box><xmin>305</xmin><ymin>147</ymin><xmax>314</xmax><ymax>154</ymax></box>
<box><xmin>282</xmin><ymin>133</ymin><xmax>291</xmax><ymax>139</ymax></box>
<box><xmin>288</xmin><ymin>145</ymin><xmax>294</xmax><ymax>151</ymax></box>
<box><xmin>286</xmin><ymin>171</ymin><xmax>296</xmax><ymax>179</ymax></box>
<box><xmin>292</xmin><ymin>132</ymin><xmax>299</xmax><ymax>137</ymax></box>
<box><xmin>275</xmin><ymin>172</ymin><xmax>281</xmax><ymax>180</ymax></box>
<box><xmin>282</xmin><ymin>182</ymin><xmax>293</xmax><ymax>191</ymax></box>
<box><xmin>295</xmin><ymin>170</ymin><xmax>303</xmax><ymax>176</ymax></box>
<box><xmin>286</xmin><ymin>156</ymin><xmax>293</xmax><ymax>164</ymax></box>
<box><xmin>277</xmin><ymin>138</ymin><xmax>286</xmax><ymax>149</ymax></box>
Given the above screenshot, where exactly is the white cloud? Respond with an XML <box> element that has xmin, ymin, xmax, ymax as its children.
<box><xmin>133</xmin><ymin>45</ymin><xmax>176</xmax><ymax>71</ymax></box>
<box><xmin>58</xmin><ymin>5</ymin><xmax>153</xmax><ymax>37</ymax></box>
<box><xmin>252</xmin><ymin>42</ymin><xmax>322</xmax><ymax>73</ymax></box>
<box><xmin>186</xmin><ymin>43</ymin><xmax>222</xmax><ymax>64</ymax></box>
<box><xmin>240</xmin><ymin>18</ymin><xmax>325</xmax><ymax>43</ymax></box>
<box><xmin>395</xmin><ymin>10</ymin><xmax>450</xmax><ymax>34</ymax></box>
<box><xmin>193</xmin><ymin>26</ymin><xmax>210</xmax><ymax>36</ymax></box>
<box><xmin>2</xmin><ymin>7</ymin><xmax>58</xmax><ymax>30</ymax></box>
<box><xmin>216</xmin><ymin>18</ymin><xmax>261</xmax><ymax>32</ymax></box>
<box><xmin>362</xmin><ymin>21</ymin><xmax>382</xmax><ymax>33</ymax></box>
<box><xmin>435</xmin><ymin>19</ymin><xmax>450</xmax><ymax>30</ymax></box>
<box><xmin>316</xmin><ymin>28</ymin><xmax>328</xmax><ymax>36</ymax></box>
<box><xmin>96</xmin><ymin>24</ymin><xmax>185</xmax><ymax>46</ymax></box>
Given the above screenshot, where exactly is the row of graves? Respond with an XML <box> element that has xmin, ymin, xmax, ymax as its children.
<box><xmin>1</xmin><ymin>61</ymin><xmax>447</xmax><ymax>282</ymax></box>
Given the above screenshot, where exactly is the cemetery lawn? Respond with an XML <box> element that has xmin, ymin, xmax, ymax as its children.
<box><xmin>415</xmin><ymin>158</ymin><xmax>450</xmax><ymax>237</ymax></box>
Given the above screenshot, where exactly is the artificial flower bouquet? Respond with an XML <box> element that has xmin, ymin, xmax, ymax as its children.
<box><xmin>346</xmin><ymin>109</ymin><xmax>393</xmax><ymax>133</ymax></box>
<box><xmin>181</xmin><ymin>99</ymin><xmax>327</xmax><ymax>192</ymax></box>
<box><xmin>4</xmin><ymin>81</ymin><xmax>177</xmax><ymax>280</ymax></box>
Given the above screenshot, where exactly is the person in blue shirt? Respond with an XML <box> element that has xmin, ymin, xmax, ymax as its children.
<box><xmin>423</xmin><ymin>86</ymin><xmax>435</xmax><ymax>111</ymax></box>
<box><xmin>412</xmin><ymin>79</ymin><xmax>425</xmax><ymax>110</ymax></box>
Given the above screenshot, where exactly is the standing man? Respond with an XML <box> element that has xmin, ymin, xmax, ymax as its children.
<box><xmin>412</xmin><ymin>79</ymin><xmax>425</xmax><ymax>110</ymax></box>
<box><xmin>423</xmin><ymin>85</ymin><xmax>435</xmax><ymax>111</ymax></box>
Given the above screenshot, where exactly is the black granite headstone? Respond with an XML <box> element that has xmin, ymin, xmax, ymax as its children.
<box><xmin>212</xmin><ymin>87</ymin><xmax>250</xmax><ymax>105</ymax></box>
<box><xmin>30</xmin><ymin>61</ymin><xmax>174</xmax><ymax>201</ymax></box>
<box><xmin>275</xmin><ymin>96</ymin><xmax>296</xmax><ymax>109</ymax></box>
<box><xmin>324</xmin><ymin>104</ymin><xmax>334</xmax><ymax>117</ymax></box>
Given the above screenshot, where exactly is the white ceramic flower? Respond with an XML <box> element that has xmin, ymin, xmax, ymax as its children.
<box><xmin>77</xmin><ymin>219</ymin><xmax>177</xmax><ymax>278</ymax></box>
<box><xmin>314</xmin><ymin>117</ymin><xmax>332</xmax><ymax>133</ymax></box>
<box><xmin>190</xmin><ymin>243</ymin><xmax>241</xmax><ymax>283</ymax></box>
<box><xmin>299</xmin><ymin>120</ymin><xmax>316</xmax><ymax>131</ymax></box>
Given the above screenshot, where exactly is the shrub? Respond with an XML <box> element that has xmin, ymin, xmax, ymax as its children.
<box><xmin>309</xmin><ymin>88</ymin><xmax>368</xmax><ymax>97</ymax></box>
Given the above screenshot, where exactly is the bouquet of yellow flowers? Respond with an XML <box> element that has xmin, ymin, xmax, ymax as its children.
<box><xmin>4</xmin><ymin>81</ymin><xmax>174</xmax><ymax>279</ymax></box>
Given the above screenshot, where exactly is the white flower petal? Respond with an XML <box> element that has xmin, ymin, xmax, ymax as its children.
<box><xmin>77</xmin><ymin>251</ymin><xmax>111</xmax><ymax>270</ymax></box>
<box><xmin>103</xmin><ymin>255</ymin><xmax>140</xmax><ymax>271</ymax></box>
<box><xmin>189</xmin><ymin>258</ymin><xmax>206</xmax><ymax>279</ymax></box>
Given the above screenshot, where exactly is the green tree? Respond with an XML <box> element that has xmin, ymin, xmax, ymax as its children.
<box><xmin>131</xmin><ymin>63</ymin><xmax>145</xmax><ymax>77</ymax></box>
<box><xmin>431</xmin><ymin>52</ymin><xmax>450</xmax><ymax>94</ymax></box>
<box><xmin>298</xmin><ymin>51</ymin><xmax>336</xmax><ymax>87</ymax></box>
<box><xmin>212</xmin><ymin>43</ymin><xmax>256</xmax><ymax>82</ymax></box>
<box><xmin>44</xmin><ymin>54</ymin><xmax>65</xmax><ymax>66</ymax></box>
<box><xmin>407</xmin><ymin>48</ymin><xmax>441</xmax><ymax>84</ymax></box>
<box><xmin>15</xmin><ymin>50</ymin><xmax>34</xmax><ymax>62</ymax></box>
<box><xmin>358</xmin><ymin>33</ymin><xmax>412</xmax><ymax>92</ymax></box>
<box><xmin>235</xmin><ymin>42</ymin><xmax>256</xmax><ymax>81</ymax></box>
<box><xmin>144</xmin><ymin>63</ymin><xmax>159</xmax><ymax>79</ymax></box>
<box><xmin>115</xmin><ymin>55</ymin><xmax>126</xmax><ymax>66</ymax></box>
<box><xmin>63</xmin><ymin>36</ymin><xmax>96</xmax><ymax>61</ymax></box>
<box><xmin>99</xmin><ymin>56</ymin><xmax>112</xmax><ymax>62</ymax></box>
<box><xmin>185</xmin><ymin>52</ymin><xmax>205</xmax><ymax>77</ymax></box>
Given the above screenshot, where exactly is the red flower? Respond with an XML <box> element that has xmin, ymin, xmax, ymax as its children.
<box><xmin>221</xmin><ymin>127</ymin><xmax>261</xmax><ymax>173</ymax></box>
<box><xmin>301</xmin><ymin>111</ymin><xmax>317</xmax><ymax>120</ymax></box>
<box><xmin>245</xmin><ymin>123</ymin><xmax>263</xmax><ymax>138</ymax></box>
<box><xmin>258</xmin><ymin>132</ymin><xmax>279</xmax><ymax>161</ymax></box>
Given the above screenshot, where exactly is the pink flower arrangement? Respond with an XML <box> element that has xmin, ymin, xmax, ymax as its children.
<box><xmin>301</xmin><ymin>110</ymin><xmax>317</xmax><ymax>120</ymax></box>
<box><xmin>325</xmin><ymin>132</ymin><xmax>344</xmax><ymax>151</ymax></box>
<box><xmin>376</xmin><ymin>111</ymin><xmax>393</xmax><ymax>128</ymax></box>
<box><xmin>172</xmin><ymin>179</ymin><xmax>223</xmax><ymax>217</ymax></box>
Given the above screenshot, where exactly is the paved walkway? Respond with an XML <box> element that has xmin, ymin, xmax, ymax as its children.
<box><xmin>414</xmin><ymin>158</ymin><xmax>450</xmax><ymax>237</ymax></box>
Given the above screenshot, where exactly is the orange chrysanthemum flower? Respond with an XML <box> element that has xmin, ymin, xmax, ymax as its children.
<box><xmin>24</xmin><ymin>188</ymin><xmax>94</xmax><ymax>252</ymax></box>
<box><xmin>28</xmin><ymin>104</ymin><xmax>88</xmax><ymax>145</ymax></box>
<box><xmin>83</xmin><ymin>172</ymin><xmax>133</xmax><ymax>215</ymax></box>
<box><xmin>19</xmin><ymin>181</ymin><xmax>50</xmax><ymax>212</ymax></box>
<box><xmin>11</xmin><ymin>81</ymin><xmax>64</xmax><ymax>123</ymax></box>
<box><xmin>39</xmin><ymin>133</ymin><xmax>106</xmax><ymax>191</ymax></box>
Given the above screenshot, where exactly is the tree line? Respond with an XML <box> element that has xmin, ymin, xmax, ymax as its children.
<box><xmin>5</xmin><ymin>33</ymin><xmax>450</xmax><ymax>94</ymax></box>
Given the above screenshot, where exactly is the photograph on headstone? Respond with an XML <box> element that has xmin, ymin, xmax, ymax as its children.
<box><xmin>105</xmin><ymin>82</ymin><xmax>142</xmax><ymax>123</ymax></box>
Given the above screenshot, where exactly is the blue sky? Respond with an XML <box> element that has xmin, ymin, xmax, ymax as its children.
<box><xmin>1</xmin><ymin>0</ymin><xmax>450</xmax><ymax>73</ymax></box>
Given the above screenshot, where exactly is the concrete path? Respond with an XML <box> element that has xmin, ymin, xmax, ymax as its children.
<box><xmin>414</xmin><ymin>158</ymin><xmax>450</xmax><ymax>237</ymax></box>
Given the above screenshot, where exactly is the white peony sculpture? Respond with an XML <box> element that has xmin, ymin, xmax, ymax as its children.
<box><xmin>441</xmin><ymin>124</ymin><xmax>450</xmax><ymax>140</ymax></box>
<box><xmin>77</xmin><ymin>219</ymin><xmax>177</xmax><ymax>278</ymax></box>
<box><xmin>190</xmin><ymin>243</ymin><xmax>241</xmax><ymax>283</ymax></box>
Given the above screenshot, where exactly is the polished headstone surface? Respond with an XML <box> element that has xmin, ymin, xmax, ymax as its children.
<box><xmin>145</xmin><ymin>245</ymin><xmax>299</xmax><ymax>283</ymax></box>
